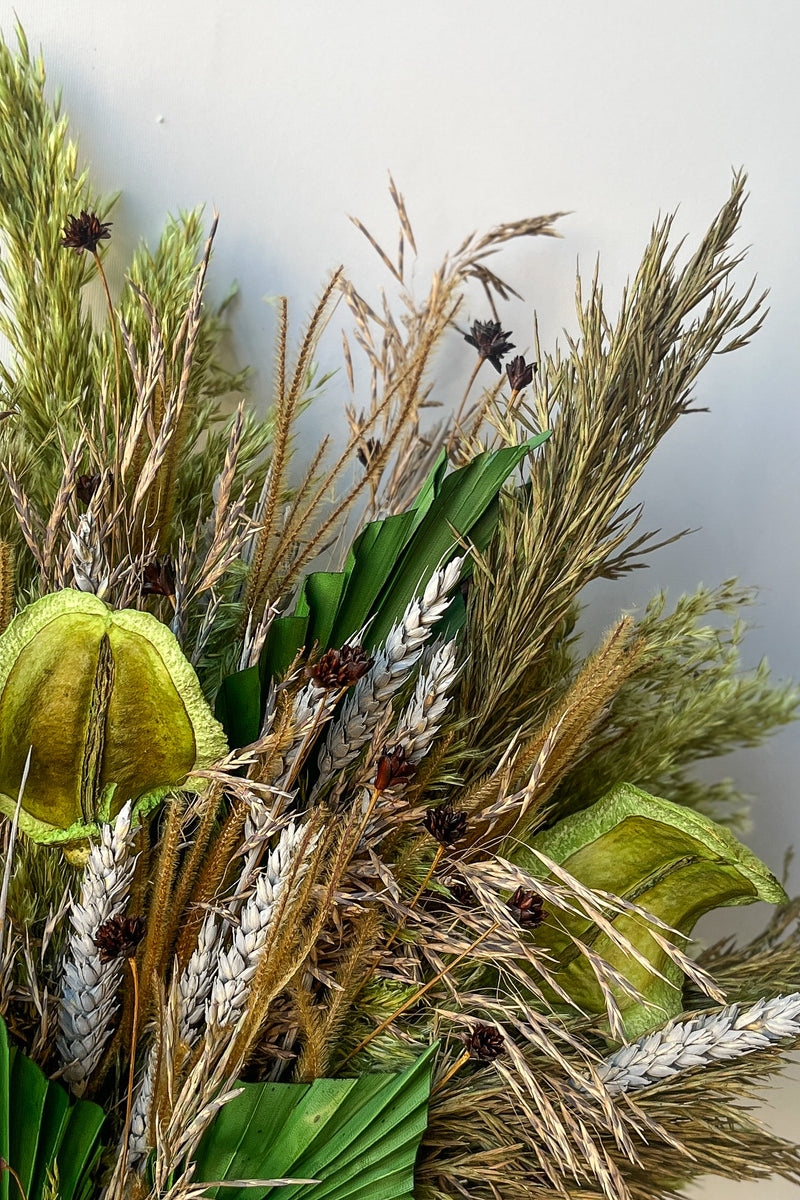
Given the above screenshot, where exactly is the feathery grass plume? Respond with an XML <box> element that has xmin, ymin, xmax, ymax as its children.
<box><xmin>457</xmin><ymin>174</ymin><xmax>765</xmax><ymax>774</ymax></box>
<box><xmin>556</xmin><ymin>581</ymin><xmax>800</xmax><ymax>826</ymax></box>
<box><xmin>596</xmin><ymin>992</ymin><xmax>800</xmax><ymax>1094</ymax></box>
<box><xmin>459</xmin><ymin>617</ymin><xmax>642</xmax><ymax>842</ymax></box>
<box><xmin>56</xmin><ymin>801</ymin><xmax>138</xmax><ymax>1094</ymax></box>
<box><xmin>315</xmin><ymin>555</ymin><xmax>465</xmax><ymax>787</ymax></box>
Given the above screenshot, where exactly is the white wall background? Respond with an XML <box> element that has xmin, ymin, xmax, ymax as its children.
<box><xmin>6</xmin><ymin>1</ymin><xmax>800</xmax><ymax>1193</ymax></box>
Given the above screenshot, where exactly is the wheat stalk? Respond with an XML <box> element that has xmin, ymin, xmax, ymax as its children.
<box><xmin>56</xmin><ymin>801</ymin><xmax>138</xmax><ymax>1094</ymax></box>
<box><xmin>207</xmin><ymin>820</ymin><xmax>315</xmax><ymax>1029</ymax></box>
<box><xmin>597</xmin><ymin>992</ymin><xmax>800</xmax><ymax>1094</ymax></box>
<box><xmin>395</xmin><ymin>638</ymin><xmax>461</xmax><ymax>764</ymax></box>
<box><xmin>315</xmin><ymin>555</ymin><xmax>464</xmax><ymax>786</ymax></box>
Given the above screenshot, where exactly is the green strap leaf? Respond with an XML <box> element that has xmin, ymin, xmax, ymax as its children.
<box><xmin>192</xmin><ymin>1044</ymin><xmax>437</xmax><ymax>1200</ymax></box>
<box><xmin>9</xmin><ymin>1047</ymin><xmax>47</xmax><ymax>1197</ymax></box>
<box><xmin>366</xmin><ymin>436</ymin><xmax>549</xmax><ymax>648</ymax></box>
<box><xmin>0</xmin><ymin>1018</ymin><xmax>8</xmax><ymax>1200</ymax></box>
<box><xmin>0</xmin><ymin>1015</ymin><xmax>104</xmax><ymax>1200</ymax></box>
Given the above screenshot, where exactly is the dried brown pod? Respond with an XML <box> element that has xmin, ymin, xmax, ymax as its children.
<box><xmin>95</xmin><ymin>914</ymin><xmax>145</xmax><ymax>962</ymax></box>
<box><xmin>464</xmin><ymin>319</ymin><xmax>515</xmax><ymax>372</ymax></box>
<box><xmin>464</xmin><ymin>1022</ymin><xmax>505</xmax><ymax>1062</ymax></box>
<box><xmin>507</xmin><ymin>886</ymin><xmax>546</xmax><ymax>929</ymax></box>
<box><xmin>306</xmin><ymin>644</ymin><xmax>373</xmax><ymax>689</ymax></box>
<box><xmin>141</xmin><ymin>557</ymin><xmax>177</xmax><ymax>598</ymax></box>
<box><xmin>506</xmin><ymin>354</ymin><xmax>536</xmax><ymax>391</ymax></box>
<box><xmin>375</xmin><ymin>743</ymin><xmax>416</xmax><ymax>792</ymax></box>
<box><xmin>60</xmin><ymin>210</ymin><xmax>112</xmax><ymax>254</ymax></box>
<box><xmin>423</xmin><ymin>799</ymin><xmax>467</xmax><ymax>847</ymax></box>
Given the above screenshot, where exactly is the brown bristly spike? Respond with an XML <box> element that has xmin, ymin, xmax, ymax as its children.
<box><xmin>174</xmin><ymin>795</ymin><xmax>251</xmax><ymax>970</ymax></box>
<box><xmin>0</xmin><ymin>543</ymin><xmax>14</xmax><ymax>634</ymax></box>
<box><xmin>462</xmin><ymin>617</ymin><xmax>643</xmax><ymax>845</ymax></box>
<box><xmin>296</xmin><ymin>909</ymin><xmax>382</xmax><ymax>1081</ymax></box>
<box><xmin>139</xmin><ymin>793</ymin><xmax>186</xmax><ymax>1010</ymax></box>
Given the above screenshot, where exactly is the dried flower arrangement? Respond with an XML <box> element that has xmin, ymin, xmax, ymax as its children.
<box><xmin>0</xmin><ymin>23</ymin><xmax>798</xmax><ymax>1200</ymax></box>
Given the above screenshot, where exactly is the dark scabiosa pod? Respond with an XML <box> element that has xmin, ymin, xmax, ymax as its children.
<box><xmin>464</xmin><ymin>319</ymin><xmax>515</xmax><ymax>372</ymax></box>
<box><xmin>306</xmin><ymin>644</ymin><xmax>374</xmax><ymax>689</ymax></box>
<box><xmin>375</xmin><ymin>743</ymin><xmax>416</xmax><ymax>792</ymax></box>
<box><xmin>95</xmin><ymin>914</ymin><xmax>146</xmax><ymax>962</ymax></box>
<box><xmin>506</xmin><ymin>354</ymin><xmax>536</xmax><ymax>391</ymax></box>
<box><xmin>76</xmin><ymin>472</ymin><xmax>102</xmax><ymax>506</ymax></box>
<box><xmin>60</xmin><ymin>210</ymin><xmax>112</xmax><ymax>254</ymax></box>
<box><xmin>464</xmin><ymin>1023</ymin><xmax>505</xmax><ymax>1062</ymax></box>
<box><xmin>141</xmin><ymin>556</ymin><xmax>177</xmax><ymax>598</ymax></box>
<box><xmin>423</xmin><ymin>799</ymin><xmax>467</xmax><ymax>847</ymax></box>
<box><xmin>507</xmin><ymin>886</ymin><xmax>546</xmax><ymax>930</ymax></box>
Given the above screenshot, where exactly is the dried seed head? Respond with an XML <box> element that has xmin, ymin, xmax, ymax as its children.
<box><xmin>374</xmin><ymin>743</ymin><xmax>416</xmax><ymax>792</ymax></box>
<box><xmin>76</xmin><ymin>473</ymin><xmax>102</xmax><ymax>506</ymax></box>
<box><xmin>447</xmin><ymin>877</ymin><xmax>476</xmax><ymax>907</ymax></box>
<box><xmin>423</xmin><ymin>799</ymin><xmax>467</xmax><ymax>847</ymax></box>
<box><xmin>306</xmin><ymin>644</ymin><xmax>374</xmax><ymax>689</ymax></box>
<box><xmin>141</xmin><ymin>557</ymin><xmax>176</xmax><ymax>598</ymax></box>
<box><xmin>507</xmin><ymin>886</ymin><xmax>546</xmax><ymax>929</ymax></box>
<box><xmin>94</xmin><ymin>914</ymin><xmax>145</xmax><ymax>962</ymax></box>
<box><xmin>464</xmin><ymin>319</ymin><xmax>515</xmax><ymax>372</ymax></box>
<box><xmin>61</xmin><ymin>211</ymin><xmax>112</xmax><ymax>254</ymax></box>
<box><xmin>506</xmin><ymin>354</ymin><xmax>536</xmax><ymax>391</ymax></box>
<box><xmin>464</xmin><ymin>1023</ymin><xmax>505</xmax><ymax>1062</ymax></box>
<box><xmin>356</xmin><ymin>437</ymin><xmax>381</xmax><ymax>468</ymax></box>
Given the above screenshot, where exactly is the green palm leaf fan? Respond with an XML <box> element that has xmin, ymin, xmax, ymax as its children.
<box><xmin>191</xmin><ymin>1044</ymin><xmax>437</xmax><ymax>1200</ymax></box>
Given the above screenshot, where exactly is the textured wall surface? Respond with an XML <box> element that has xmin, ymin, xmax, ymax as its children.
<box><xmin>5</xmin><ymin>1</ymin><xmax>800</xmax><ymax>1192</ymax></box>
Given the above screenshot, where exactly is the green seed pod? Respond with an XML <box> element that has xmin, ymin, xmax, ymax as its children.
<box><xmin>0</xmin><ymin>590</ymin><xmax>228</xmax><ymax>843</ymax></box>
<box><xmin>519</xmin><ymin>783</ymin><xmax>786</xmax><ymax>1038</ymax></box>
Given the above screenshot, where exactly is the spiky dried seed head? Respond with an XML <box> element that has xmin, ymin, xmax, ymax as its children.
<box><xmin>375</xmin><ymin>743</ymin><xmax>416</xmax><ymax>792</ymax></box>
<box><xmin>141</xmin><ymin>557</ymin><xmax>176</xmax><ymax>598</ymax></box>
<box><xmin>306</xmin><ymin>644</ymin><xmax>374</xmax><ymax>689</ymax></box>
<box><xmin>447</xmin><ymin>877</ymin><xmax>476</xmax><ymax>907</ymax></box>
<box><xmin>61</xmin><ymin>211</ymin><xmax>112</xmax><ymax>254</ymax></box>
<box><xmin>464</xmin><ymin>319</ymin><xmax>515</xmax><ymax>372</ymax></box>
<box><xmin>94</xmin><ymin>914</ymin><xmax>145</xmax><ymax>962</ymax></box>
<box><xmin>76</xmin><ymin>473</ymin><xmax>102</xmax><ymax>505</ymax></box>
<box><xmin>507</xmin><ymin>886</ymin><xmax>546</xmax><ymax>929</ymax></box>
<box><xmin>506</xmin><ymin>354</ymin><xmax>536</xmax><ymax>391</ymax></box>
<box><xmin>464</xmin><ymin>1023</ymin><xmax>505</xmax><ymax>1062</ymax></box>
<box><xmin>423</xmin><ymin>799</ymin><xmax>467</xmax><ymax>847</ymax></box>
<box><xmin>356</xmin><ymin>437</ymin><xmax>381</xmax><ymax>468</ymax></box>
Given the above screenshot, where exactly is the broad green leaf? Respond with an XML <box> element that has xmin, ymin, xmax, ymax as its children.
<box><xmin>258</xmin><ymin>615</ymin><xmax>310</xmax><ymax>692</ymax></box>
<box><xmin>410</xmin><ymin>448</ymin><xmax>448</xmax><ymax>515</ymax></box>
<box><xmin>365</xmin><ymin>436</ymin><xmax>549</xmax><ymax>648</ymax></box>
<box><xmin>193</xmin><ymin>1044</ymin><xmax>437</xmax><ymax>1200</ymax></box>
<box><xmin>0</xmin><ymin>1017</ymin><xmax>8</xmax><ymax>1200</ymax></box>
<box><xmin>303</xmin><ymin>572</ymin><xmax>351</xmax><ymax>651</ymax></box>
<box><xmin>327</xmin><ymin>510</ymin><xmax>419</xmax><ymax>649</ymax></box>
<box><xmin>218</xmin><ymin>436</ymin><xmax>549</xmax><ymax>734</ymax></box>
<box><xmin>56</xmin><ymin>1104</ymin><xmax>106</xmax><ymax>1200</ymax></box>
<box><xmin>518</xmin><ymin>783</ymin><xmax>786</xmax><ymax>1037</ymax></box>
<box><xmin>216</xmin><ymin>664</ymin><xmax>262</xmax><ymax>751</ymax></box>
<box><xmin>9</xmin><ymin>1047</ymin><xmax>47</xmax><ymax>1196</ymax></box>
<box><xmin>0</xmin><ymin>1015</ymin><xmax>104</xmax><ymax>1200</ymax></box>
